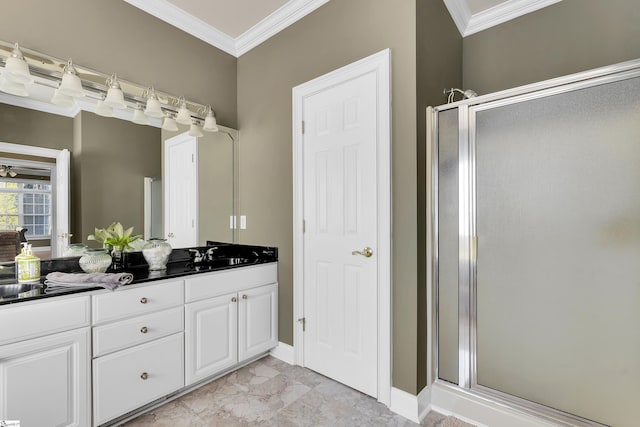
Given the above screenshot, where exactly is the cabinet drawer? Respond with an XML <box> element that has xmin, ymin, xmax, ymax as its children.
<box><xmin>0</xmin><ymin>295</ymin><xmax>90</xmax><ymax>345</ymax></box>
<box><xmin>93</xmin><ymin>332</ymin><xmax>184</xmax><ymax>425</ymax></box>
<box><xmin>93</xmin><ymin>306</ymin><xmax>184</xmax><ymax>357</ymax></box>
<box><xmin>185</xmin><ymin>263</ymin><xmax>277</xmax><ymax>302</ymax></box>
<box><xmin>92</xmin><ymin>279</ymin><xmax>183</xmax><ymax>325</ymax></box>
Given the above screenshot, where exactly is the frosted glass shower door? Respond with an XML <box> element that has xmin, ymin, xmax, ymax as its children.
<box><xmin>474</xmin><ymin>76</ymin><xmax>640</xmax><ymax>426</ymax></box>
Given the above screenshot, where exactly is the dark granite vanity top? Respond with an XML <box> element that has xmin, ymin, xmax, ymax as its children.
<box><xmin>0</xmin><ymin>243</ymin><xmax>277</xmax><ymax>306</ymax></box>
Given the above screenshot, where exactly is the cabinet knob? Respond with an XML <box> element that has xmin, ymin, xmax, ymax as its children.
<box><xmin>231</xmin><ymin>297</ymin><xmax>237</xmax><ymax>302</ymax></box>
<box><xmin>242</xmin><ymin>294</ymin><xmax>248</xmax><ymax>300</ymax></box>
<box><xmin>140</xmin><ymin>372</ymin><xmax>149</xmax><ymax>380</ymax></box>
<box><xmin>140</xmin><ymin>326</ymin><xmax>148</xmax><ymax>334</ymax></box>
<box><xmin>140</xmin><ymin>297</ymin><xmax>148</xmax><ymax>304</ymax></box>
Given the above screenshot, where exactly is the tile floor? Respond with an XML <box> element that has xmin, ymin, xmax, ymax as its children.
<box><xmin>123</xmin><ymin>356</ymin><xmax>474</xmax><ymax>427</ymax></box>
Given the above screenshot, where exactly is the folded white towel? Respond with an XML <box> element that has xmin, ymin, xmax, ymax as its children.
<box><xmin>44</xmin><ymin>272</ymin><xmax>134</xmax><ymax>292</ymax></box>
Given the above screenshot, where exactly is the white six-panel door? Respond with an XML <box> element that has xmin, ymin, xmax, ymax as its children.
<box><xmin>164</xmin><ymin>133</ymin><xmax>198</xmax><ymax>248</ymax></box>
<box><xmin>302</xmin><ymin>70</ymin><xmax>379</xmax><ymax>397</ymax></box>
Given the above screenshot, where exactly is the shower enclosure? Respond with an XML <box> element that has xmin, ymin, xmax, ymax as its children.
<box><xmin>429</xmin><ymin>60</ymin><xmax>640</xmax><ymax>426</ymax></box>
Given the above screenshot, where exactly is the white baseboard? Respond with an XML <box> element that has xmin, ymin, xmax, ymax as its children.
<box><xmin>389</xmin><ymin>386</ymin><xmax>432</xmax><ymax>423</ymax></box>
<box><xmin>269</xmin><ymin>341</ymin><xmax>295</xmax><ymax>365</ymax></box>
<box><xmin>430</xmin><ymin>382</ymin><xmax>558</xmax><ymax>427</ymax></box>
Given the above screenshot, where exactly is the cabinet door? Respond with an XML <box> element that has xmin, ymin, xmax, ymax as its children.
<box><xmin>185</xmin><ymin>293</ymin><xmax>238</xmax><ymax>385</ymax></box>
<box><xmin>0</xmin><ymin>328</ymin><xmax>90</xmax><ymax>427</ymax></box>
<box><xmin>239</xmin><ymin>283</ymin><xmax>278</xmax><ymax>361</ymax></box>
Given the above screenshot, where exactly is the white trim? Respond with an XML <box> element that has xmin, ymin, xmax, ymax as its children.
<box><xmin>389</xmin><ymin>386</ymin><xmax>432</xmax><ymax>424</ymax></box>
<box><xmin>235</xmin><ymin>0</ymin><xmax>330</xmax><ymax>56</ymax></box>
<box><xmin>0</xmin><ymin>142</ymin><xmax>69</xmax><ymax>257</ymax></box>
<box><xmin>124</xmin><ymin>0</ymin><xmax>329</xmax><ymax>57</ymax></box>
<box><xmin>269</xmin><ymin>342</ymin><xmax>295</xmax><ymax>365</ymax></box>
<box><xmin>444</xmin><ymin>0</ymin><xmax>562</xmax><ymax>37</ymax></box>
<box><xmin>443</xmin><ymin>0</ymin><xmax>472</xmax><ymax>36</ymax></box>
<box><xmin>292</xmin><ymin>49</ymin><xmax>392</xmax><ymax>406</ymax></box>
<box><xmin>123</xmin><ymin>0</ymin><xmax>236</xmax><ymax>56</ymax></box>
<box><xmin>430</xmin><ymin>382</ymin><xmax>564</xmax><ymax>427</ymax></box>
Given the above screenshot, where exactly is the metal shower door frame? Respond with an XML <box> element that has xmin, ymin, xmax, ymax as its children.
<box><xmin>430</xmin><ymin>58</ymin><xmax>640</xmax><ymax>427</ymax></box>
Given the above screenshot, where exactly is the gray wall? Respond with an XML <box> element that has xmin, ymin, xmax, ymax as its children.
<box><xmin>237</xmin><ymin>0</ymin><xmax>420</xmax><ymax>393</ymax></box>
<box><xmin>75</xmin><ymin>112</ymin><xmax>160</xmax><ymax>244</ymax></box>
<box><xmin>0</xmin><ymin>104</ymin><xmax>72</xmax><ymax>151</ymax></box>
<box><xmin>0</xmin><ymin>0</ymin><xmax>237</xmax><ymax>128</ymax></box>
<box><xmin>463</xmin><ymin>0</ymin><xmax>640</xmax><ymax>95</ymax></box>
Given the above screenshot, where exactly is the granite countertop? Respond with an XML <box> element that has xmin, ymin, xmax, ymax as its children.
<box><xmin>0</xmin><ymin>243</ymin><xmax>277</xmax><ymax>306</ymax></box>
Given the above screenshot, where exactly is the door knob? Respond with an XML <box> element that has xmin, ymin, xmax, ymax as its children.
<box><xmin>352</xmin><ymin>247</ymin><xmax>373</xmax><ymax>258</ymax></box>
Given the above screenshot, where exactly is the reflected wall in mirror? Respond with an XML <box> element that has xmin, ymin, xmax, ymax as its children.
<box><xmin>162</xmin><ymin>127</ymin><xmax>236</xmax><ymax>246</ymax></box>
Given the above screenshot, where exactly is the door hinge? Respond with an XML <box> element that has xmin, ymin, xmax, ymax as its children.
<box><xmin>192</xmin><ymin>153</ymin><xmax>195</xmax><ymax>163</ymax></box>
<box><xmin>303</xmin><ymin>220</ymin><xmax>306</xmax><ymax>233</ymax></box>
<box><xmin>297</xmin><ymin>317</ymin><xmax>306</xmax><ymax>332</ymax></box>
<box><xmin>302</xmin><ymin>120</ymin><xmax>305</xmax><ymax>134</ymax></box>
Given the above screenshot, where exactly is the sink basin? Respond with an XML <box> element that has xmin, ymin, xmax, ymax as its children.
<box><xmin>0</xmin><ymin>283</ymin><xmax>43</xmax><ymax>299</ymax></box>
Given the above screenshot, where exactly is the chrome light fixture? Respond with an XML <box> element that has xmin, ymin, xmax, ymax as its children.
<box><xmin>58</xmin><ymin>60</ymin><xmax>85</xmax><ymax>97</ymax></box>
<box><xmin>162</xmin><ymin>114</ymin><xmax>179</xmax><ymax>131</ymax></box>
<box><xmin>202</xmin><ymin>105</ymin><xmax>219</xmax><ymax>132</ymax></box>
<box><xmin>188</xmin><ymin>120</ymin><xmax>203</xmax><ymax>137</ymax></box>
<box><xmin>103</xmin><ymin>74</ymin><xmax>126</xmax><ymax>109</ymax></box>
<box><xmin>143</xmin><ymin>86</ymin><xmax>163</xmax><ymax>118</ymax></box>
<box><xmin>2</xmin><ymin>43</ymin><xmax>32</xmax><ymax>84</ymax></box>
<box><xmin>0</xmin><ymin>165</ymin><xmax>17</xmax><ymax>178</ymax></box>
<box><xmin>132</xmin><ymin>105</ymin><xmax>148</xmax><ymax>125</ymax></box>
<box><xmin>176</xmin><ymin>96</ymin><xmax>192</xmax><ymax>125</ymax></box>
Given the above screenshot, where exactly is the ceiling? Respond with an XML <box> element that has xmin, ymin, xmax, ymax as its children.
<box><xmin>124</xmin><ymin>0</ymin><xmax>562</xmax><ymax>57</ymax></box>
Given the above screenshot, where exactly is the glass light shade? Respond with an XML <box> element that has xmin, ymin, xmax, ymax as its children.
<box><xmin>104</xmin><ymin>87</ymin><xmax>126</xmax><ymax>109</ymax></box>
<box><xmin>144</xmin><ymin>97</ymin><xmax>163</xmax><ymax>118</ymax></box>
<box><xmin>58</xmin><ymin>60</ymin><xmax>85</xmax><ymax>98</ymax></box>
<box><xmin>51</xmin><ymin>89</ymin><xmax>75</xmax><ymax>108</ymax></box>
<box><xmin>176</xmin><ymin>104</ymin><xmax>192</xmax><ymax>125</ymax></box>
<box><xmin>2</xmin><ymin>43</ymin><xmax>32</xmax><ymax>84</ymax></box>
<box><xmin>103</xmin><ymin>74</ymin><xmax>126</xmax><ymax>109</ymax></box>
<box><xmin>132</xmin><ymin>108</ymin><xmax>148</xmax><ymax>125</ymax></box>
<box><xmin>162</xmin><ymin>116</ymin><xmax>179</xmax><ymax>131</ymax></box>
<box><xmin>188</xmin><ymin>122</ymin><xmax>203</xmax><ymax>137</ymax></box>
<box><xmin>203</xmin><ymin>112</ymin><xmax>219</xmax><ymax>132</ymax></box>
<box><xmin>0</xmin><ymin>77</ymin><xmax>28</xmax><ymax>97</ymax></box>
<box><xmin>95</xmin><ymin>100</ymin><xmax>114</xmax><ymax>117</ymax></box>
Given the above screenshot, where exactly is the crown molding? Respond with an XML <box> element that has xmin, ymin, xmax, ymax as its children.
<box><xmin>123</xmin><ymin>0</ymin><xmax>236</xmax><ymax>56</ymax></box>
<box><xmin>125</xmin><ymin>0</ymin><xmax>330</xmax><ymax>57</ymax></box>
<box><xmin>443</xmin><ymin>0</ymin><xmax>472</xmax><ymax>37</ymax></box>
<box><xmin>444</xmin><ymin>0</ymin><xmax>562</xmax><ymax>37</ymax></box>
<box><xmin>235</xmin><ymin>0</ymin><xmax>330</xmax><ymax>56</ymax></box>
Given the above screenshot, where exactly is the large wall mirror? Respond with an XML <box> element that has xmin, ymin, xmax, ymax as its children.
<box><xmin>0</xmin><ymin>91</ymin><xmax>238</xmax><ymax>260</ymax></box>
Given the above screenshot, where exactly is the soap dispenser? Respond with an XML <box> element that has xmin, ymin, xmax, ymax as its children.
<box><xmin>15</xmin><ymin>243</ymin><xmax>41</xmax><ymax>284</ymax></box>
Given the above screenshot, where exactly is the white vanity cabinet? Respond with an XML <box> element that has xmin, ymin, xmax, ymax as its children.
<box><xmin>185</xmin><ymin>263</ymin><xmax>278</xmax><ymax>385</ymax></box>
<box><xmin>91</xmin><ymin>279</ymin><xmax>184</xmax><ymax>426</ymax></box>
<box><xmin>0</xmin><ymin>295</ymin><xmax>91</xmax><ymax>427</ymax></box>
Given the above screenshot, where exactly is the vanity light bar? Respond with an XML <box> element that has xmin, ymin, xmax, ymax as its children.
<box><xmin>0</xmin><ymin>40</ymin><xmax>214</xmax><ymax>123</ymax></box>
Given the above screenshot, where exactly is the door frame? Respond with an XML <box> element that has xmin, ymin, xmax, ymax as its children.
<box><xmin>0</xmin><ymin>141</ymin><xmax>69</xmax><ymax>257</ymax></box>
<box><xmin>292</xmin><ymin>49</ymin><xmax>392</xmax><ymax>406</ymax></box>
